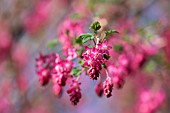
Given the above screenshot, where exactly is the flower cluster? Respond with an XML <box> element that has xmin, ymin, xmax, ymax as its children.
<box><xmin>35</xmin><ymin>20</ymin><xmax>132</xmax><ymax>104</ymax></box>
<box><xmin>106</xmin><ymin>34</ymin><xmax>159</xmax><ymax>90</ymax></box>
<box><xmin>67</xmin><ymin>80</ymin><xmax>81</xmax><ymax>105</ymax></box>
<box><xmin>52</xmin><ymin>54</ymin><xmax>73</xmax><ymax>86</ymax></box>
<box><xmin>137</xmin><ymin>90</ymin><xmax>165</xmax><ymax>113</ymax></box>
<box><xmin>1</xmin><ymin>0</ymin><xmax>170</xmax><ymax>112</ymax></box>
<box><xmin>82</xmin><ymin>40</ymin><xmax>112</xmax><ymax>80</ymax></box>
<box><xmin>36</xmin><ymin>47</ymin><xmax>83</xmax><ymax>104</ymax></box>
<box><xmin>35</xmin><ymin>19</ymin><xmax>164</xmax><ymax>106</ymax></box>
<box><xmin>103</xmin><ymin>77</ymin><xmax>113</xmax><ymax>97</ymax></box>
<box><xmin>58</xmin><ymin>18</ymin><xmax>84</xmax><ymax>53</ymax></box>
<box><xmin>36</xmin><ymin>53</ymin><xmax>56</xmax><ymax>86</ymax></box>
<box><xmin>95</xmin><ymin>82</ymin><xmax>103</xmax><ymax>97</ymax></box>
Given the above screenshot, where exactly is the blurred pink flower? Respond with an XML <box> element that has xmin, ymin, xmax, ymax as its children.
<box><xmin>137</xmin><ymin>90</ymin><xmax>165</xmax><ymax>113</ymax></box>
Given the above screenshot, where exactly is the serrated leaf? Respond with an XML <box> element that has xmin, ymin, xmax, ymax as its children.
<box><xmin>71</xmin><ymin>67</ymin><xmax>82</xmax><ymax>77</ymax></box>
<box><xmin>114</xmin><ymin>44</ymin><xmax>124</xmax><ymax>52</ymax></box>
<box><xmin>90</xmin><ymin>21</ymin><xmax>101</xmax><ymax>31</ymax></box>
<box><xmin>47</xmin><ymin>39</ymin><xmax>59</xmax><ymax>49</ymax></box>
<box><xmin>79</xmin><ymin>33</ymin><xmax>94</xmax><ymax>43</ymax></box>
<box><xmin>105</xmin><ymin>29</ymin><xmax>119</xmax><ymax>36</ymax></box>
<box><xmin>103</xmin><ymin>54</ymin><xmax>110</xmax><ymax>60</ymax></box>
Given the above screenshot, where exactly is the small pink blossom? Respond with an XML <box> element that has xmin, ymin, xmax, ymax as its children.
<box><xmin>67</xmin><ymin>80</ymin><xmax>81</xmax><ymax>105</ymax></box>
<box><xmin>36</xmin><ymin>53</ymin><xmax>56</xmax><ymax>86</ymax></box>
<box><xmin>82</xmin><ymin>40</ymin><xmax>111</xmax><ymax>80</ymax></box>
<box><xmin>67</xmin><ymin>48</ymin><xmax>78</xmax><ymax>61</ymax></box>
<box><xmin>58</xmin><ymin>18</ymin><xmax>84</xmax><ymax>53</ymax></box>
<box><xmin>95</xmin><ymin>82</ymin><xmax>103</xmax><ymax>97</ymax></box>
<box><xmin>53</xmin><ymin>84</ymin><xmax>62</xmax><ymax>97</ymax></box>
<box><xmin>52</xmin><ymin>55</ymin><xmax>73</xmax><ymax>86</ymax></box>
<box><xmin>103</xmin><ymin>77</ymin><xmax>113</xmax><ymax>98</ymax></box>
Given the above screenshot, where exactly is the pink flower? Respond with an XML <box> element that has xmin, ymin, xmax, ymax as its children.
<box><xmin>103</xmin><ymin>77</ymin><xmax>113</xmax><ymax>98</ymax></box>
<box><xmin>108</xmin><ymin>65</ymin><xmax>125</xmax><ymax>76</ymax></box>
<box><xmin>95</xmin><ymin>82</ymin><xmax>103</xmax><ymax>97</ymax></box>
<box><xmin>112</xmin><ymin>75</ymin><xmax>125</xmax><ymax>89</ymax></box>
<box><xmin>88</xmin><ymin>66</ymin><xmax>100</xmax><ymax>80</ymax></box>
<box><xmin>118</xmin><ymin>54</ymin><xmax>129</xmax><ymax>67</ymax></box>
<box><xmin>35</xmin><ymin>53</ymin><xmax>56</xmax><ymax>86</ymax></box>
<box><xmin>137</xmin><ymin>90</ymin><xmax>165</xmax><ymax>113</ymax></box>
<box><xmin>96</xmin><ymin>39</ymin><xmax>112</xmax><ymax>56</ymax></box>
<box><xmin>53</xmin><ymin>84</ymin><xmax>62</xmax><ymax>97</ymax></box>
<box><xmin>38</xmin><ymin>68</ymin><xmax>51</xmax><ymax>86</ymax></box>
<box><xmin>82</xmin><ymin>40</ymin><xmax>111</xmax><ymax>80</ymax></box>
<box><xmin>67</xmin><ymin>80</ymin><xmax>81</xmax><ymax>105</ymax></box>
<box><xmin>67</xmin><ymin>48</ymin><xmax>78</xmax><ymax>61</ymax></box>
<box><xmin>58</xmin><ymin>18</ymin><xmax>84</xmax><ymax>53</ymax></box>
<box><xmin>52</xmin><ymin>55</ymin><xmax>73</xmax><ymax>86</ymax></box>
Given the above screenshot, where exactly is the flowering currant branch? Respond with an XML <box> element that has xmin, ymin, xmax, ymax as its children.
<box><xmin>35</xmin><ymin>18</ymin><xmax>159</xmax><ymax>106</ymax></box>
<box><xmin>35</xmin><ymin>20</ymin><xmax>117</xmax><ymax>105</ymax></box>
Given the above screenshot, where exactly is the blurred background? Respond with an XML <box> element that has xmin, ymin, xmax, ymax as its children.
<box><xmin>0</xmin><ymin>0</ymin><xmax>170</xmax><ymax>113</ymax></box>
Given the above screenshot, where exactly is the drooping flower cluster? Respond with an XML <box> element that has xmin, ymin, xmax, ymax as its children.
<box><xmin>58</xmin><ymin>18</ymin><xmax>84</xmax><ymax>53</ymax></box>
<box><xmin>67</xmin><ymin>80</ymin><xmax>81</xmax><ymax>105</ymax></box>
<box><xmin>36</xmin><ymin>20</ymin><xmax>133</xmax><ymax>104</ymax></box>
<box><xmin>95</xmin><ymin>82</ymin><xmax>103</xmax><ymax>97</ymax></box>
<box><xmin>81</xmin><ymin>38</ymin><xmax>117</xmax><ymax>98</ymax></box>
<box><xmin>52</xmin><ymin>54</ymin><xmax>73</xmax><ymax>86</ymax></box>
<box><xmin>106</xmin><ymin>33</ymin><xmax>160</xmax><ymax>90</ymax></box>
<box><xmin>36</xmin><ymin>53</ymin><xmax>56</xmax><ymax>86</ymax></box>
<box><xmin>108</xmin><ymin>64</ymin><xmax>126</xmax><ymax>89</ymax></box>
<box><xmin>1</xmin><ymin>0</ymin><xmax>170</xmax><ymax>112</ymax></box>
<box><xmin>103</xmin><ymin>77</ymin><xmax>113</xmax><ymax>97</ymax></box>
<box><xmin>35</xmin><ymin>47</ymin><xmax>82</xmax><ymax>104</ymax></box>
<box><xmin>82</xmin><ymin>40</ymin><xmax>112</xmax><ymax>80</ymax></box>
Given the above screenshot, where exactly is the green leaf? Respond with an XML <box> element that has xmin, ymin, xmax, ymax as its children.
<box><xmin>87</xmin><ymin>44</ymin><xmax>93</xmax><ymax>48</ymax></box>
<box><xmin>102</xmin><ymin>64</ymin><xmax>107</xmax><ymax>68</ymax></box>
<box><xmin>90</xmin><ymin>21</ymin><xmax>101</xmax><ymax>31</ymax></box>
<box><xmin>103</xmin><ymin>54</ymin><xmax>110</xmax><ymax>60</ymax></box>
<box><xmin>77</xmin><ymin>48</ymin><xmax>84</xmax><ymax>56</ymax></box>
<box><xmin>105</xmin><ymin>29</ymin><xmax>119</xmax><ymax>36</ymax></box>
<box><xmin>79</xmin><ymin>33</ymin><xmax>94</xmax><ymax>43</ymax></box>
<box><xmin>47</xmin><ymin>39</ymin><xmax>59</xmax><ymax>49</ymax></box>
<box><xmin>74</xmin><ymin>37</ymin><xmax>83</xmax><ymax>45</ymax></box>
<box><xmin>78</xmin><ymin>60</ymin><xmax>84</xmax><ymax>66</ymax></box>
<box><xmin>71</xmin><ymin>67</ymin><xmax>82</xmax><ymax>77</ymax></box>
<box><xmin>114</xmin><ymin>44</ymin><xmax>124</xmax><ymax>52</ymax></box>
